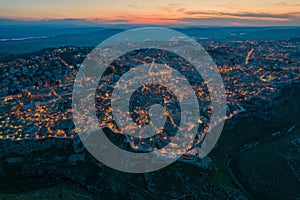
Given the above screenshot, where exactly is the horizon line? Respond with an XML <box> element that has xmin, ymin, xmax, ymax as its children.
<box><xmin>1</xmin><ymin>17</ymin><xmax>300</xmax><ymax>27</ymax></box>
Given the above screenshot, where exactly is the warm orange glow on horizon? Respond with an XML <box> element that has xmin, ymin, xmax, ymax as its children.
<box><xmin>0</xmin><ymin>0</ymin><xmax>299</xmax><ymax>25</ymax></box>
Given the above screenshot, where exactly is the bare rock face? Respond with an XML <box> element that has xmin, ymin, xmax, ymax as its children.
<box><xmin>0</xmin><ymin>134</ymin><xmax>244</xmax><ymax>199</ymax></box>
<box><xmin>1</xmin><ymin>81</ymin><xmax>299</xmax><ymax>199</ymax></box>
<box><xmin>228</xmin><ymin>81</ymin><xmax>300</xmax><ymax>200</ymax></box>
<box><xmin>0</xmin><ymin>81</ymin><xmax>299</xmax><ymax>199</ymax></box>
<box><xmin>291</xmin><ymin>138</ymin><xmax>300</xmax><ymax>147</ymax></box>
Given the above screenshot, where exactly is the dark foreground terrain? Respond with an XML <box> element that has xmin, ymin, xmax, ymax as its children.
<box><xmin>0</xmin><ymin>80</ymin><xmax>299</xmax><ymax>199</ymax></box>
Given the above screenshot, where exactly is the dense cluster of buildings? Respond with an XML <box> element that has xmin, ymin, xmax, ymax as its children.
<box><xmin>0</xmin><ymin>39</ymin><xmax>299</xmax><ymax>155</ymax></box>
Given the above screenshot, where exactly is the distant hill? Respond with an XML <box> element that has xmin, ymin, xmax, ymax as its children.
<box><xmin>0</xmin><ymin>28</ymin><xmax>124</xmax><ymax>54</ymax></box>
<box><xmin>176</xmin><ymin>26</ymin><xmax>300</xmax><ymax>40</ymax></box>
<box><xmin>0</xmin><ymin>26</ymin><xmax>299</xmax><ymax>54</ymax></box>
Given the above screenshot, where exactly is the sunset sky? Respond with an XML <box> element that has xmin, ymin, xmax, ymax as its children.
<box><xmin>0</xmin><ymin>0</ymin><xmax>299</xmax><ymax>26</ymax></box>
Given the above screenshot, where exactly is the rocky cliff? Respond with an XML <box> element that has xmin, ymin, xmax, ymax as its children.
<box><xmin>1</xmin><ymin>81</ymin><xmax>299</xmax><ymax>200</ymax></box>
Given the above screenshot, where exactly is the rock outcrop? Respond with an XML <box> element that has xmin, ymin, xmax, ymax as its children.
<box><xmin>0</xmin><ymin>135</ymin><xmax>244</xmax><ymax>199</ymax></box>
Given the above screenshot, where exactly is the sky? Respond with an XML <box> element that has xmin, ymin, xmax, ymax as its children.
<box><xmin>0</xmin><ymin>0</ymin><xmax>299</xmax><ymax>26</ymax></box>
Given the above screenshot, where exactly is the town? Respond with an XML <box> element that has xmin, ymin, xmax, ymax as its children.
<box><xmin>0</xmin><ymin>39</ymin><xmax>299</xmax><ymax>154</ymax></box>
